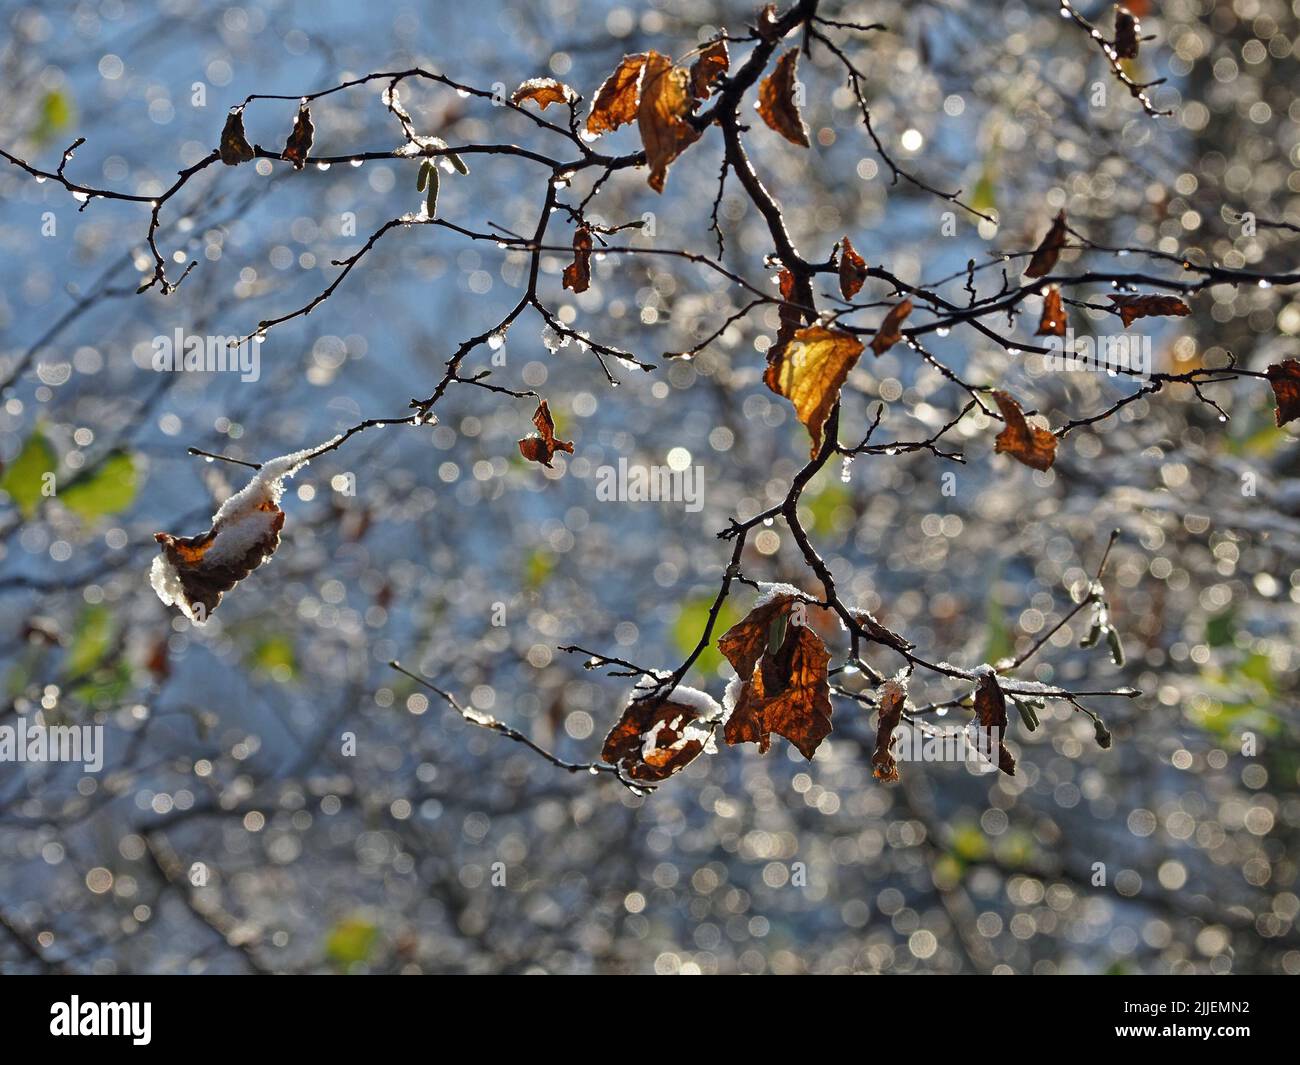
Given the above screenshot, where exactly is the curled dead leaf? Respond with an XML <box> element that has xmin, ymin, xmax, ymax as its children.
<box><xmin>517</xmin><ymin>400</ymin><xmax>574</xmax><ymax>468</ymax></box>
<box><xmin>1037</xmin><ymin>286</ymin><xmax>1067</xmax><ymax>336</ymax></box>
<box><xmin>1266</xmin><ymin>359</ymin><xmax>1300</xmax><ymax>427</ymax></box>
<box><xmin>689</xmin><ymin>39</ymin><xmax>730</xmax><ymax>102</ymax></box>
<box><xmin>510</xmin><ymin>77</ymin><xmax>576</xmax><ymax>110</ymax></box>
<box><xmin>992</xmin><ymin>390</ymin><xmax>1057</xmax><ymax>471</ymax></box>
<box><xmin>282</xmin><ymin>105</ymin><xmax>314</xmax><ymax>170</ymax></box>
<box><xmin>718</xmin><ymin>592</ymin><xmax>833</xmax><ymax>760</ymax></box>
<box><xmin>757</xmin><ymin>49</ymin><xmax>809</xmax><ymax>148</ymax></box>
<box><xmin>563</xmin><ymin>226</ymin><xmax>593</xmax><ymax>293</ymax></box>
<box><xmin>1107</xmin><ymin>294</ymin><xmax>1191</xmax><ymax>328</ymax></box>
<box><xmin>837</xmin><ymin>236</ymin><xmax>868</xmax><ymax>300</ymax></box>
<box><xmin>601</xmin><ymin>684</ymin><xmax>719</xmax><ymax>782</ymax></box>
<box><xmin>1024</xmin><ymin>210</ymin><xmax>1067</xmax><ymax>279</ymax></box>
<box><xmin>150</xmin><ymin>450</ymin><xmax>314</xmax><ymax>623</ymax></box>
<box><xmin>764</xmin><ymin>325</ymin><xmax>865</xmax><ymax>457</ymax></box>
<box><xmin>219</xmin><ymin>109</ymin><xmax>254</xmax><ymax>165</ymax></box>
<box><xmin>870</xmin><ymin>299</ymin><xmax>913</xmax><ymax>355</ymax></box>
<box><xmin>756</xmin><ymin>4</ymin><xmax>782</xmax><ymax>41</ymax></box>
<box><xmin>972</xmin><ymin>672</ymin><xmax>1016</xmax><ymax>776</ymax></box>
<box><xmin>871</xmin><ymin>679</ymin><xmax>906</xmax><ymax>783</ymax></box>
<box><xmin>637</xmin><ymin>51</ymin><xmax>702</xmax><ymax>193</ymax></box>
<box><xmin>586</xmin><ymin>54</ymin><xmax>648</xmax><ymax>136</ymax></box>
<box><xmin>1114</xmin><ymin>6</ymin><xmax>1140</xmax><ymax>60</ymax></box>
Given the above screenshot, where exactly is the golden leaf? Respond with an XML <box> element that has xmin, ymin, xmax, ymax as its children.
<box><xmin>757</xmin><ymin>49</ymin><xmax>809</xmax><ymax>148</ymax></box>
<box><xmin>637</xmin><ymin>51</ymin><xmax>701</xmax><ymax>193</ymax></box>
<box><xmin>586</xmin><ymin>54</ymin><xmax>648</xmax><ymax>136</ymax></box>
<box><xmin>764</xmin><ymin>325</ymin><xmax>865</xmax><ymax>457</ymax></box>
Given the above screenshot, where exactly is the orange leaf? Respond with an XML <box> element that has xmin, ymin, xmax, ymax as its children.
<box><xmin>586</xmin><ymin>54</ymin><xmax>648</xmax><ymax>136</ymax></box>
<box><xmin>1037</xmin><ymin>286</ymin><xmax>1067</xmax><ymax>336</ymax></box>
<box><xmin>719</xmin><ymin>593</ymin><xmax>833</xmax><ymax>759</ymax></box>
<box><xmin>282</xmin><ymin>105</ymin><xmax>314</xmax><ymax>170</ymax></box>
<box><xmin>764</xmin><ymin>325</ymin><xmax>865</xmax><ymax>457</ymax></box>
<box><xmin>972</xmin><ymin>673</ymin><xmax>1016</xmax><ymax>776</ymax></box>
<box><xmin>757</xmin><ymin>49</ymin><xmax>809</xmax><ymax>148</ymax></box>
<box><xmin>510</xmin><ymin>78</ymin><xmax>576</xmax><ymax>110</ymax></box>
<box><xmin>637</xmin><ymin>51</ymin><xmax>702</xmax><ymax>193</ymax></box>
<box><xmin>992</xmin><ymin>390</ymin><xmax>1057</xmax><ymax>471</ymax></box>
<box><xmin>689</xmin><ymin>39</ymin><xmax>730</xmax><ymax>102</ymax></box>
<box><xmin>1266</xmin><ymin>359</ymin><xmax>1300</xmax><ymax>427</ymax></box>
<box><xmin>1024</xmin><ymin>210</ymin><xmax>1067</xmax><ymax>278</ymax></box>
<box><xmin>1107</xmin><ymin>294</ymin><xmax>1191</xmax><ymax>328</ymax></box>
<box><xmin>517</xmin><ymin>400</ymin><xmax>574</xmax><ymax>467</ymax></box>
<box><xmin>871</xmin><ymin>679</ymin><xmax>906</xmax><ymax>783</ymax></box>
<box><xmin>870</xmin><ymin>299</ymin><xmax>913</xmax><ymax>355</ymax></box>
<box><xmin>562</xmin><ymin>226</ymin><xmax>593</xmax><ymax>293</ymax></box>
<box><xmin>602</xmin><ymin>686</ymin><xmax>718</xmax><ymax>782</ymax></box>
<box><xmin>837</xmin><ymin>236</ymin><xmax>867</xmax><ymax>299</ymax></box>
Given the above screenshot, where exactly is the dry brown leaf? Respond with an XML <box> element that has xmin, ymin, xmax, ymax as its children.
<box><xmin>510</xmin><ymin>78</ymin><xmax>576</xmax><ymax>110</ymax></box>
<box><xmin>282</xmin><ymin>105</ymin><xmax>313</xmax><ymax>170</ymax></box>
<box><xmin>757</xmin><ymin>49</ymin><xmax>810</xmax><ymax>148</ymax></box>
<box><xmin>1024</xmin><ymin>210</ymin><xmax>1067</xmax><ymax>278</ymax></box>
<box><xmin>871</xmin><ymin>680</ymin><xmax>906</xmax><ymax>783</ymax></box>
<box><xmin>838</xmin><ymin>236</ymin><xmax>868</xmax><ymax>299</ymax></box>
<box><xmin>1266</xmin><ymin>359</ymin><xmax>1300</xmax><ymax>427</ymax></box>
<box><xmin>870</xmin><ymin>299</ymin><xmax>913</xmax><ymax>355</ymax></box>
<box><xmin>756</xmin><ymin>4</ymin><xmax>782</xmax><ymax>41</ymax></box>
<box><xmin>602</xmin><ymin>687</ymin><xmax>718</xmax><ymax>782</ymax></box>
<box><xmin>972</xmin><ymin>673</ymin><xmax>1016</xmax><ymax>776</ymax></box>
<box><xmin>1114</xmin><ymin>6</ymin><xmax>1140</xmax><ymax>60</ymax></box>
<box><xmin>1037</xmin><ymin>286</ymin><xmax>1067</xmax><ymax>336</ymax></box>
<box><xmin>586</xmin><ymin>54</ymin><xmax>648</xmax><ymax>136</ymax></box>
<box><xmin>517</xmin><ymin>400</ymin><xmax>574</xmax><ymax>467</ymax></box>
<box><xmin>562</xmin><ymin>226</ymin><xmax>593</xmax><ymax>293</ymax></box>
<box><xmin>219</xmin><ymin>109</ymin><xmax>254</xmax><ymax>165</ymax></box>
<box><xmin>992</xmin><ymin>390</ymin><xmax>1057</xmax><ymax>471</ymax></box>
<box><xmin>1108</xmin><ymin>294</ymin><xmax>1191</xmax><ymax>328</ymax></box>
<box><xmin>689</xmin><ymin>39</ymin><xmax>730</xmax><ymax>102</ymax></box>
<box><xmin>719</xmin><ymin>593</ymin><xmax>833</xmax><ymax>759</ymax></box>
<box><xmin>637</xmin><ymin>51</ymin><xmax>702</xmax><ymax>192</ymax></box>
<box><xmin>764</xmin><ymin>325</ymin><xmax>865</xmax><ymax>457</ymax></box>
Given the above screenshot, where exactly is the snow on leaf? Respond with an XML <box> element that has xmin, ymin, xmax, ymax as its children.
<box><xmin>149</xmin><ymin>443</ymin><xmax>325</xmax><ymax>623</ymax></box>
<box><xmin>511</xmin><ymin>77</ymin><xmax>577</xmax><ymax>110</ymax></box>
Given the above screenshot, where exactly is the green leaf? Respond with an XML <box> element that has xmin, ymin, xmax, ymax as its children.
<box><xmin>324</xmin><ymin>915</ymin><xmax>378</xmax><ymax>967</ymax></box>
<box><xmin>522</xmin><ymin>548</ymin><xmax>554</xmax><ymax>591</ymax></box>
<box><xmin>251</xmin><ymin>634</ymin><xmax>297</xmax><ymax>682</ymax></box>
<box><xmin>31</xmin><ymin>89</ymin><xmax>76</xmax><ymax>146</ymax></box>
<box><xmin>982</xmin><ymin>596</ymin><xmax>1014</xmax><ymax>666</ymax></box>
<box><xmin>673</xmin><ymin>594</ymin><xmax>742</xmax><ymax>678</ymax></box>
<box><xmin>67</xmin><ymin>604</ymin><xmax>112</xmax><ymax>677</ymax></box>
<box><xmin>1</xmin><ymin>431</ymin><xmax>57</xmax><ymax>518</ymax></box>
<box><xmin>59</xmin><ymin>450</ymin><xmax>138</xmax><ymax>522</ymax></box>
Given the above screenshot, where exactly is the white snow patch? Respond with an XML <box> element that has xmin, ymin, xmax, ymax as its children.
<box><xmin>753</xmin><ymin>581</ymin><xmax>806</xmax><ymax>609</ymax></box>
